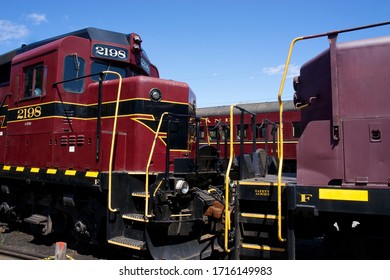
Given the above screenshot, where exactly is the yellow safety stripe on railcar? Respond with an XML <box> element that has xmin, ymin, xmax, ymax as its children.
<box><xmin>65</xmin><ymin>170</ymin><xmax>77</xmax><ymax>176</ymax></box>
<box><xmin>85</xmin><ymin>171</ymin><xmax>99</xmax><ymax>178</ymax></box>
<box><xmin>199</xmin><ymin>140</ymin><xmax>299</xmax><ymax>146</ymax></box>
<box><xmin>47</xmin><ymin>168</ymin><xmax>57</xmax><ymax>174</ymax></box>
<box><xmin>319</xmin><ymin>188</ymin><xmax>368</xmax><ymax>202</ymax></box>
<box><xmin>1</xmin><ymin>165</ymin><xmax>98</xmax><ymax>178</ymax></box>
<box><xmin>2</xmin><ymin>165</ymin><xmax>11</xmax><ymax>170</ymax></box>
<box><xmin>238</xmin><ymin>181</ymin><xmax>287</xmax><ymax>187</ymax></box>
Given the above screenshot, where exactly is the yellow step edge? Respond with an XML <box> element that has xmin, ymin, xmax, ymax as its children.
<box><xmin>107</xmin><ymin>240</ymin><xmax>143</xmax><ymax>250</ymax></box>
<box><xmin>242</xmin><ymin>243</ymin><xmax>285</xmax><ymax>252</ymax></box>
<box><xmin>241</xmin><ymin>212</ymin><xmax>285</xmax><ymax>220</ymax></box>
<box><xmin>132</xmin><ymin>192</ymin><xmax>150</xmax><ymax>198</ymax></box>
<box><xmin>122</xmin><ymin>214</ymin><xmax>149</xmax><ymax>222</ymax></box>
<box><xmin>239</xmin><ymin>181</ymin><xmax>286</xmax><ymax>187</ymax></box>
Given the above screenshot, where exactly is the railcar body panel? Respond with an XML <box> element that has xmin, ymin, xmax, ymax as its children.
<box><xmin>295</xmin><ymin>35</ymin><xmax>390</xmax><ymax>187</ymax></box>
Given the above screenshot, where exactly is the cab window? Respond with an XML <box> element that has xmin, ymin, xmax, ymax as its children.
<box><xmin>63</xmin><ymin>55</ymin><xmax>86</xmax><ymax>93</ymax></box>
<box><xmin>91</xmin><ymin>62</ymin><xmax>126</xmax><ymax>81</ymax></box>
<box><xmin>23</xmin><ymin>64</ymin><xmax>46</xmax><ymax>98</ymax></box>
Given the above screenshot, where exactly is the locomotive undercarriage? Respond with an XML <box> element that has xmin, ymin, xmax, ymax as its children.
<box><xmin>106</xmin><ymin>167</ymin><xmax>229</xmax><ymax>259</ymax></box>
<box><xmin>0</xmin><ymin>153</ymin><xmax>231</xmax><ymax>260</ymax></box>
<box><xmin>0</xmin><ymin>177</ymin><xmax>107</xmax><ymax>246</ymax></box>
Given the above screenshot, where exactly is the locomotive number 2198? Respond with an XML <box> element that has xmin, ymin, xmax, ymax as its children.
<box><xmin>93</xmin><ymin>44</ymin><xmax>128</xmax><ymax>61</ymax></box>
<box><xmin>17</xmin><ymin>106</ymin><xmax>42</xmax><ymax>120</ymax></box>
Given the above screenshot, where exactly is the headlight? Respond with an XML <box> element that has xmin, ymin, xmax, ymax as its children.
<box><xmin>149</xmin><ymin>88</ymin><xmax>162</xmax><ymax>102</ymax></box>
<box><xmin>175</xmin><ymin>180</ymin><xmax>189</xmax><ymax>194</ymax></box>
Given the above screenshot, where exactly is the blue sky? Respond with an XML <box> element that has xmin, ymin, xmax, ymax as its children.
<box><xmin>1</xmin><ymin>0</ymin><xmax>390</xmax><ymax>107</ymax></box>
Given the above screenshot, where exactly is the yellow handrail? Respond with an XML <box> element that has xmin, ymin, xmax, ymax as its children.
<box><xmin>204</xmin><ymin>117</ymin><xmax>211</xmax><ymax>146</ymax></box>
<box><xmin>144</xmin><ymin>112</ymin><xmax>170</xmax><ymax>218</ymax></box>
<box><xmin>223</xmin><ymin>104</ymin><xmax>236</xmax><ymax>252</ymax></box>
<box><xmin>276</xmin><ymin>36</ymin><xmax>303</xmax><ymax>241</ymax></box>
<box><xmin>106</xmin><ymin>71</ymin><xmax>123</xmax><ymax>213</ymax></box>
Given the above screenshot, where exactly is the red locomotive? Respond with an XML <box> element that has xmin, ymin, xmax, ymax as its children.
<box><xmin>0</xmin><ymin>28</ymin><xmax>224</xmax><ymax>259</ymax></box>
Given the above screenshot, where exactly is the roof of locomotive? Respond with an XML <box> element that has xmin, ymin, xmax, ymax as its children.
<box><xmin>0</xmin><ymin>27</ymin><xmax>132</xmax><ymax>65</ymax></box>
<box><xmin>197</xmin><ymin>100</ymin><xmax>296</xmax><ymax>117</ymax></box>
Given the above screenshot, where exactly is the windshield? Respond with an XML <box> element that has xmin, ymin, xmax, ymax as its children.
<box><xmin>91</xmin><ymin>62</ymin><xmax>126</xmax><ymax>81</ymax></box>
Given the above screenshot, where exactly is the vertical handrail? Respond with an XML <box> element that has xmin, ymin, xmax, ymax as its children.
<box><xmin>106</xmin><ymin>71</ymin><xmax>123</xmax><ymax>213</ymax></box>
<box><xmin>276</xmin><ymin>37</ymin><xmax>302</xmax><ymax>241</ymax></box>
<box><xmin>144</xmin><ymin>112</ymin><xmax>169</xmax><ymax>218</ymax></box>
<box><xmin>223</xmin><ymin>104</ymin><xmax>236</xmax><ymax>252</ymax></box>
<box><xmin>96</xmin><ymin>74</ymin><xmax>103</xmax><ymax>161</ymax></box>
<box><xmin>204</xmin><ymin>117</ymin><xmax>211</xmax><ymax>146</ymax></box>
<box><xmin>223</xmin><ymin>104</ymin><xmax>256</xmax><ymax>252</ymax></box>
<box><xmin>250</xmin><ymin>115</ymin><xmax>256</xmax><ymax>154</ymax></box>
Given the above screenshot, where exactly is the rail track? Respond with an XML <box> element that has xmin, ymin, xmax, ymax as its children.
<box><xmin>0</xmin><ymin>223</ymin><xmax>154</xmax><ymax>260</ymax></box>
<box><xmin>0</xmin><ymin>247</ymin><xmax>47</xmax><ymax>260</ymax></box>
<box><xmin>0</xmin><ymin>224</ymin><xmax>325</xmax><ymax>260</ymax></box>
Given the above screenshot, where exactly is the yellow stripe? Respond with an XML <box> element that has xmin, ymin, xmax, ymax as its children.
<box><xmin>241</xmin><ymin>213</ymin><xmax>278</xmax><ymax>220</ymax></box>
<box><xmin>65</xmin><ymin>170</ymin><xmax>76</xmax><ymax>176</ymax></box>
<box><xmin>239</xmin><ymin>181</ymin><xmax>286</xmax><ymax>187</ymax></box>
<box><xmin>3</xmin><ymin>165</ymin><xmax>11</xmax><ymax>171</ymax></box>
<box><xmin>86</xmin><ymin>171</ymin><xmax>99</xmax><ymax>178</ymax></box>
<box><xmin>319</xmin><ymin>188</ymin><xmax>368</xmax><ymax>202</ymax></box>
<box><xmin>16</xmin><ymin>166</ymin><xmax>25</xmax><ymax>172</ymax></box>
<box><xmin>107</xmin><ymin>240</ymin><xmax>143</xmax><ymax>250</ymax></box>
<box><xmin>241</xmin><ymin>243</ymin><xmax>285</xmax><ymax>252</ymax></box>
<box><xmin>30</xmin><ymin>167</ymin><xmax>40</xmax><ymax>173</ymax></box>
<box><xmin>47</xmin><ymin>168</ymin><xmax>57</xmax><ymax>174</ymax></box>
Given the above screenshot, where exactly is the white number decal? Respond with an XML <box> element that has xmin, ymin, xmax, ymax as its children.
<box><xmin>93</xmin><ymin>45</ymin><xmax>128</xmax><ymax>60</ymax></box>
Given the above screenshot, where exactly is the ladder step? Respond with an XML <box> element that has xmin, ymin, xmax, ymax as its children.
<box><xmin>241</xmin><ymin>213</ymin><xmax>278</xmax><ymax>220</ymax></box>
<box><xmin>132</xmin><ymin>192</ymin><xmax>149</xmax><ymax>198</ymax></box>
<box><xmin>240</xmin><ymin>243</ymin><xmax>287</xmax><ymax>259</ymax></box>
<box><xmin>122</xmin><ymin>213</ymin><xmax>148</xmax><ymax>222</ymax></box>
<box><xmin>240</xmin><ymin>212</ymin><xmax>284</xmax><ymax>224</ymax></box>
<box><xmin>24</xmin><ymin>214</ymin><xmax>48</xmax><ymax>225</ymax></box>
<box><xmin>241</xmin><ymin>243</ymin><xmax>285</xmax><ymax>252</ymax></box>
<box><xmin>108</xmin><ymin>236</ymin><xmax>146</xmax><ymax>250</ymax></box>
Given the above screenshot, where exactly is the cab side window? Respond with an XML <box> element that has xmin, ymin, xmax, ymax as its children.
<box><xmin>63</xmin><ymin>55</ymin><xmax>85</xmax><ymax>93</ymax></box>
<box><xmin>23</xmin><ymin>64</ymin><xmax>46</xmax><ymax>98</ymax></box>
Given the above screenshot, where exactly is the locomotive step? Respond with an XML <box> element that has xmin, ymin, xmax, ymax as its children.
<box><xmin>108</xmin><ymin>236</ymin><xmax>146</xmax><ymax>250</ymax></box>
<box><xmin>240</xmin><ymin>242</ymin><xmax>286</xmax><ymax>259</ymax></box>
<box><xmin>24</xmin><ymin>214</ymin><xmax>48</xmax><ymax>225</ymax></box>
<box><xmin>122</xmin><ymin>213</ymin><xmax>148</xmax><ymax>222</ymax></box>
<box><xmin>240</xmin><ymin>212</ymin><xmax>284</xmax><ymax>224</ymax></box>
<box><xmin>132</xmin><ymin>192</ymin><xmax>150</xmax><ymax>198</ymax></box>
<box><xmin>241</xmin><ymin>242</ymin><xmax>286</xmax><ymax>252</ymax></box>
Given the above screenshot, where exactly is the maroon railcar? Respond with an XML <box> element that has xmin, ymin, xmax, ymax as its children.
<box><xmin>286</xmin><ymin>33</ymin><xmax>390</xmax><ymax>257</ymax></box>
<box><xmin>230</xmin><ymin>23</ymin><xmax>390</xmax><ymax>260</ymax></box>
<box><xmin>295</xmin><ymin>35</ymin><xmax>390</xmax><ymax>187</ymax></box>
